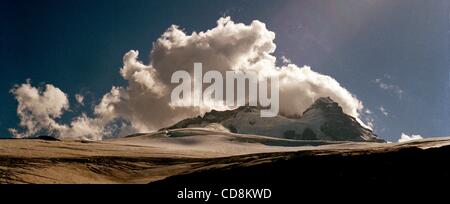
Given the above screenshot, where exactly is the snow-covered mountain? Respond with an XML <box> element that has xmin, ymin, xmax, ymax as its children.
<box><xmin>162</xmin><ymin>97</ymin><xmax>384</xmax><ymax>142</ymax></box>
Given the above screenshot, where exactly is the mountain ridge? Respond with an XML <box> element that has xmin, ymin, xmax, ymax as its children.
<box><xmin>162</xmin><ymin>97</ymin><xmax>384</xmax><ymax>142</ymax></box>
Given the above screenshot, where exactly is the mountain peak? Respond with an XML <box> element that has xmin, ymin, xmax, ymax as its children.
<box><xmin>314</xmin><ymin>96</ymin><xmax>335</xmax><ymax>104</ymax></box>
<box><xmin>302</xmin><ymin>97</ymin><xmax>343</xmax><ymax>116</ymax></box>
<box><xmin>161</xmin><ymin>97</ymin><xmax>384</xmax><ymax>142</ymax></box>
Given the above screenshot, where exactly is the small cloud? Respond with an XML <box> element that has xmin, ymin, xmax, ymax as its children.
<box><xmin>75</xmin><ymin>94</ymin><xmax>85</xmax><ymax>106</ymax></box>
<box><xmin>361</xmin><ymin>108</ymin><xmax>375</xmax><ymax>129</ymax></box>
<box><xmin>398</xmin><ymin>132</ymin><xmax>423</xmax><ymax>142</ymax></box>
<box><xmin>280</xmin><ymin>56</ymin><xmax>291</xmax><ymax>64</ymax></box>
<box><xmin>379</xmin><ymin>106</ymin><xmax>389</xmax><ymax>117</ymax></box>
<box><xmin>373</xmin><ymin>77</ymin><xmax>403</xmax><ymax>99</ymax></box>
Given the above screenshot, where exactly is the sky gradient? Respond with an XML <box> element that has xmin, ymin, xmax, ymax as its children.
<box><xmin>1</xmin><ymin>0</ymin><xmax>449</xmax><ymax>141</ymax></box>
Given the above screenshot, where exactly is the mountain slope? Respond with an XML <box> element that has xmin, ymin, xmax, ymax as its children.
<box><xmin>163</xmin><ymin>97</ymin><xmax>384</xmax><ymax>142</ymax></box>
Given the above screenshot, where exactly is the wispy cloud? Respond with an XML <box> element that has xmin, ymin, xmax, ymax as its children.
<box><xmin>379</xmin><ymin>106</ymin><xmax>389</xmax><ymax>117</ymax></box>
<box><xmin>361</xmin><ymin>108</ymin><xmax>375</xmax><ymax>129</ymax></box>
<box><xmin>374</xmin><ymin>77</ymin><xmax>403</xmax><ymax>99</ymax></box>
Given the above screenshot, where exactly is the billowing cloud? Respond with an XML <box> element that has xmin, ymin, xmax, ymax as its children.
<box><xmin>8</xmin><ymin>82</ymin><xmax>69</xmax><ymax>138</ymax></box>
<box><xmin>9</xmin><ymin>82</ymin><xmax>110</xmax><ymax>140</ymax></box>
<box><xmin>398</xmin><ymin>133</ymin><xmax>423</xmax><ymax>142</ymax></box>
<box><xmin>10</xmin><ymin>17</ymin><xmax>370</xmax><ymax>139</ymax></box>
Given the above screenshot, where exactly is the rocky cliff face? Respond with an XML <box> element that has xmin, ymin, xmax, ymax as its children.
<box><xmin>162</xmin><ymin>97</ymin><xmax>384</xmax><ymax>142</ymax></box>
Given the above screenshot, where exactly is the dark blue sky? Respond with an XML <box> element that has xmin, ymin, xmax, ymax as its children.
<box><xmin>1</xmin><ymin>0</ymin><xmax>449</xmax><ymax>141</ymax></box>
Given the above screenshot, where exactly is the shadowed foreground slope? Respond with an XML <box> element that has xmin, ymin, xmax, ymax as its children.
<box><xmin>0</xmin><ymin>129</ymin><xmax>449</xmax><ymax>184</ymax></box>
<box><xmin>149</xmin><ymin>139</ymin><xmax>450</xmax><ymax>187</ymax></box>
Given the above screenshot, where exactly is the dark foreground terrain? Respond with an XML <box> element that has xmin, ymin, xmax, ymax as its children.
<box><xmin>148</xmin><ymin>139</ymin><xmax>450</xmax><ymax>198</ymax></box>
<box><xmin>152</xmin><ymin>142</ymin><xmax>450</xmax><ymax>185</ymax></box>
<box><xmin>1</xmin><ymin>133</ymin><xmax>449</xmax><ymax>201</ymax></box>
<box><xmin>1</xmin><ymin>131</ymin><xmax>450</xmax><ymax>185</ymax></box>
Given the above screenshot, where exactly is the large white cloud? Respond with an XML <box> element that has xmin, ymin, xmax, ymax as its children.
<box><xmin>9</xmin><ymin>82</ymin><xmax>110</xmax><ymax>140</ymax></box>
<box><xmin>9</xmin><ymin>83</ymin><xmax>69</xmax><ymax>138</ymax></box>
<box><xmin>10</xmin><ymin>17</ymin><xmax>369</xmax><ymax>139</ymax></box>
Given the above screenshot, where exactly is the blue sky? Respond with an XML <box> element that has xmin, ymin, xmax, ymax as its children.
<box><xmin>1</xmin><ymin>0</ymin><xmax>449</xmax><ymax>141</ymax></box>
